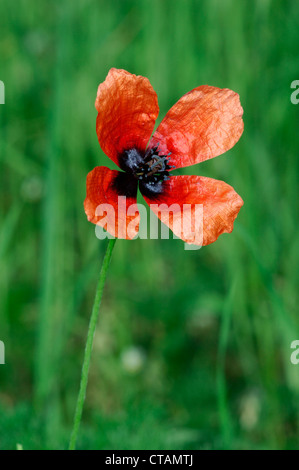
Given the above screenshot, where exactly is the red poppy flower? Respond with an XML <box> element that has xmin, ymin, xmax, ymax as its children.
<box><xmin>84</xmin><ymin>68</ymin><xmax>244</xmax><ymax>245</ymax></box>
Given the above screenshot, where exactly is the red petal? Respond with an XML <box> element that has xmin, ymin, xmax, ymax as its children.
<box><xmin>95</xmin><ymin>68</ymin><xmax>159</xmax><ymax>167</ymax></box>
<box><xmin>84</xmin><ymin>166</ymin><xmax>140</xmax><ymax>240</ymax></box>
<box><xmin>149</xmin><ymin>86</ymin><xmax>243</xmax><ymax>169</ymax></box>
<box><xmin>141</xmin><ymin>175</ymin><xmax>243</xmax><ymax>246</ymax></box>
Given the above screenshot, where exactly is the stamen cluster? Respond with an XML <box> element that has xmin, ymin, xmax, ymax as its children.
<box><xmin>135</xmin><ymin>145</ymin><xmax>174</xmax><ymax>185</ymax></box>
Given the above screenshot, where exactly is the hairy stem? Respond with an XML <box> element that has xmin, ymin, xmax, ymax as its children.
<box><xmin>69</xmin><ymin>238</ymin><xmax>116</xmax><ymax>450</ymax></box>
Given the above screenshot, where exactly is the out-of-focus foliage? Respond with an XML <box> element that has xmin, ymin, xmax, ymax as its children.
<box><xmin>0</xmin><ymin>0</ymin><xmax>299</xmax><ymax>450</ymax></box>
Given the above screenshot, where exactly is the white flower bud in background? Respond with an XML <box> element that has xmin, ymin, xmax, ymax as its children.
<box><xmin>20</xmin><ymin>176</ymin><xmax>44</xmax><ymax>202</ymax></box>
<box><xmin>121</xmin><ymin>346</ymin><xmax>146</xmax><ymax>374</ymax></box>
<box><xmin>239</xmin><ymin>390</ymin><xmax>261</xmax><ymax>431</ymax></box>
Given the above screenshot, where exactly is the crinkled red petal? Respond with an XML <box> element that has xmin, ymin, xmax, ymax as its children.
<box><xmin>84</xmin><ymin>166</ymin><xmax>139</xmax><ymax>240</ymax></box>
<box><xmin>149</xmin><ymin>86</ymin><xmax>243</xmax><ymax>169</ymax></box>
<box><xmin>142</xmin><ymin>175</ymin><xmax>243</xmax><ymax>246</ymax></box>
<box><xmin>95</xmin><ymin>68</ymin><xmax>159</xmax><ymax>167</ymax></box>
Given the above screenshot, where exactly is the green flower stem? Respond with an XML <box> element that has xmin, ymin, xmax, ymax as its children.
<box><xmin>69</xmin><ymin>238</ymin><xmax>116</xmax><ymax>450</ymax></box>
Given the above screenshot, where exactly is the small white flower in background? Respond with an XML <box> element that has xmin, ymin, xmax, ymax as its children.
<box><xmin>239</xmin><ymin>390</ymin><xmax>261</xmax><ymax>431</ymax></box>
<box><xmin>121</xmin><ymin>346</ymin><xmax>146</xmax><ymax>374</ymax></box>
<box><xmin>20</xmin><ymin>176</ymin><xmax>44</xmax><ymax>202</ymax></box>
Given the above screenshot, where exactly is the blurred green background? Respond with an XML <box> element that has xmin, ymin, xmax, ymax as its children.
<box><xmin>1</xmin><ymin>0</ymin><xmax>299</xmax><ymax>450</ymax></box>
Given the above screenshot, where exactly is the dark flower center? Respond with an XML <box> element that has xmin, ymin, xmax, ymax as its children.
<box><xmin>119</xmin><ymin>145</ymin><xmax>174</xmax><ymax>198</ymax></box>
